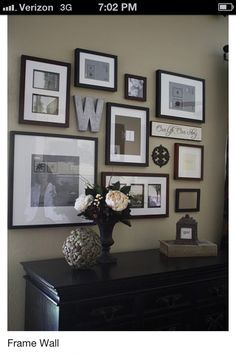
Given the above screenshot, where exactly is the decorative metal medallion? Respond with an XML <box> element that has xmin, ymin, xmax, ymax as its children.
<box><xmin>151</xmin><ymin>145</ymin><xmax>170</xmax><ymax>167</ymax></box>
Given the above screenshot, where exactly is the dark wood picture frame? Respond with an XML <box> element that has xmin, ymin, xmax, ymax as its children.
<box><xmin>19</xmin><ymin>55</ymin><xmax>71</xmax><ymax>127</ymax></box>
<box><xmin>74</xmin><ymin>48</ymin><xmax>117</xmax><ymax>91</ymax></box>
<box><xmin>8</xmin><ymin>131</ymin><xmax>98</xmax><ymax>229</ymax></box>
<box><xmin>124</xmin><ymin>74</ymin><xmax>147</xmax><ymax>101</ymax></box>
<box><xmin>174</xmin><ymin>143</ymin><xmax>204</xmax><ymax>180</ymax></box>
<box><xmin>101</xmin><ymin>172</ymin><xmax>169</xmax><ymax>218</ymax></box>
<box><xmin>175</xmin><ymin>214</ymin><xmax>198</xmax><ymax>244</ymax></box>
<box><xmin>175</xmin><ymin>189</ymin><xmax>200</xmax><ymax>212</ymax></box>
<box><xmin>156</xmin><ymin>69</ymin><xmax>205</xmax><ymax>123</ymax></box>
<box><xmin>106</xmin><ymin>102</ymin><xmax>149</xmax><ymax>166</ymax></box>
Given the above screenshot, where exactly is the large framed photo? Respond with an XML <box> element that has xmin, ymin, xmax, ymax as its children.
<box><xmin>101</xmin><ymin>172</ymin><xmax>169</xmax><ymax>218</ymax></box>
<box><xmin>174</xmin><ymin>143</ymin><xmax>204</xmax><ymax>180</ymax></box>
<box><xmin>156</xmin><ymin>70</ymin><xmax>205</xmax><ymax>123</ymax></box>
<box><xmin>106</xmin><ymin>102</ymin><xmax>149</xmax><ymax>166</ymax></box>
<box><xmin>19</xmin><ymin>55</ymin><xmax>71</xmax><ymax>127</ymax></box>
<box><xmin>124</xmin><ymin>74</ymin><xmax>147</xmax><ymax>101</ymax></box>
<box><xmin>8</xmin><ymin>132</ymin><xmax>98</xmax><ymax>228</ymax></box>
<box><xmin>74</xmin><ymin>48</ymin><xmax>117</xmax><ymax>91</ymax></box>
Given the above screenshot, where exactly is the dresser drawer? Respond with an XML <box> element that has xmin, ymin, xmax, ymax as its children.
<box><xmin>193</xmin><ymin>278</ymin><xmax>228</xmax><ymax>304</ymax></box>
<box><xmin>61</xmin><ymin>294</ymin><xmax>136</xmax><ymax>330</ymax></box>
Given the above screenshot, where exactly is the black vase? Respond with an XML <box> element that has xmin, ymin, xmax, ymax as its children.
<box><xmin>97</xmin><ymin>221</ymin><xmax>117</xmax><ymax>264</ymax></box>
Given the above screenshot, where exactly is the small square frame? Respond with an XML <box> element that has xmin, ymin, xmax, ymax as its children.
<box><xmin>74</xmin><ymin>48</ymin><xmax>117</xmax><ymax>91</ymax></box>
<box><xmin>174</xmin><ymin>143</ymin><xmax>204</xmax><ymax>180</ymax></box>
<box><xmin>156</xmin><ymin>70</ymin><xmax>205</xmax><ymax>123</ymax></box>
<box><xmin>19</xmin><ymin>55</ymin><xmax>71</xmax><ymax>127</ymax></box>
<box><xmin>124</xmin><ymin>74</ymin><xmax>147</xmax><ymax>101</ymax></box>
<box><xmin>175</xmin><ymin>189</ymin><xmax>200</xmax><ymax>212</ymax></box>
<box><xmin>106</xmin><ymin>102</ymin><xmax>149</xmax><ymax>166</ymax></box>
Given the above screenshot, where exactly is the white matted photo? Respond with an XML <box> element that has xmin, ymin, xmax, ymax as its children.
<box><xmin>174</xmin><ymin>143</ymin><xmax>204</xmax><ymax>180</ymax></box>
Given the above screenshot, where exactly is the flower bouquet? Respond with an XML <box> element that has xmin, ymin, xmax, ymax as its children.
<box><xmin>74</xmin><ymin>178</ymin><xmax>132</xmax><ymax>263</ymax></box>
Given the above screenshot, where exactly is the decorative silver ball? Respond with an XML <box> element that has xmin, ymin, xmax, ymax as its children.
<box><xmin>62</xmin><ymin>227</ymin><xmax>101</xmax><ymax>269</ymax></box>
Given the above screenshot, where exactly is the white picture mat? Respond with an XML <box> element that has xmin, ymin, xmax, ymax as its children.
<box><xmin>161</xmin><ymin>73</ymin><xmax>203</xmax><ymax>121</ymax></box>
<box><xmin>104</xmin><ymin>175</ymin><xmax>167</xmax><ymax>216</ymax></box>
<box><xmin>79</xmin><ymin>52</ymin><xmax>115</xmax><ymax>88</ymax></box>
<box><xmin>24</xmin><ymin>60</ymin><xmax>68</xmax><ymax>123</ymax></box>
<box><xmin>12</xmin><ymin>134</ymin><xmax>96</xmax><ymax>226</ymax></box>
<box><xmin>110</xmin><ymin>106</ymin><xmax>147</xmax><ymax>163</ymax></box>
<box><xmin>178</xmin><ymin>146</ymin><xmax>202</xmax><ymax>178</ymax></box>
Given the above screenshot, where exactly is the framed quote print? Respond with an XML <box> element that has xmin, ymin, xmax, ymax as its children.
<box><xmin>156</xmin><ymin>70</ymin><xmax>205</xmax><ymax>123</ymax></box>
<box><xmin>8</xmin><ymin>131</ymin><xmax>98</xmax><ymax>228</ymax></box>
<box><xmin>101</xmin><ymin>172</ymin><xmax>169</xmax><ymax>218</ymax></box>
<box><xmin>174</xmin><ymin>143</ymin><xmax>204</xmax><ymax>180</ymax></box>
<box><xmin>74</xmin><ymin>48</ymin><xmax>117</xmax><ymax>91</ymax></box>
<box><xmin>106</xmin><ymin>102</ymin><xmax>149</xmax><ymax>166</ymax></box>
<box><xmin>19</xmin><ymin>55</ymin><xmax>71</xmax><ymax>127</ymax></box>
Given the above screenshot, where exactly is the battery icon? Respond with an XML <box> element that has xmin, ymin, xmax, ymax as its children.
<box><xmin>218</xmin><ymin>3</ymin><xmax>234</xmax><ymax>11</ymax></box>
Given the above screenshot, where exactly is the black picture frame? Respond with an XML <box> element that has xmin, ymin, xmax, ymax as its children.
<box><xmin>106</xmin><ymin>102</ymin><xmax>149</xmax><ymax>166</ymax></box>
<box><xmin>19</xmin><ymin>55</ymin><xmax>71</xmax><ymax>127</ymax></box>
<box><xmin>101</xmin><ymin>172</ymin><xmax>169</xmax><ymax>218</ymax></box>
<box><xmin>175</xmin><ymin>189</ymin><xmax>200</xmax><ymax>212</ymax></box>
<box><xmin>124</xmin><ymin>74</ymin><xmax>147</xmax><ymax>101</ymax></box>
<box><xmin>156</xmin><ymin>70</ymin><xmax>205</xmax><ymax>123</ymax></box>
<box><xmin>174</xmin><ymin>143</ymin><xmax>204</xmax><ymax>180</ymax></box>
<box><xmin>74</xmin><ymin>48</ymin><xmax>117</xmax><ymax>91</ymax></box>
<box><xmin>175</xmin><ymin>214</ymin><xmax>198</xmax><ymax>244</ymax></box>
<box><xmin>8</xmin><ymin>131</ymin><xmax>98</xmax><ymax>229</ymax></box>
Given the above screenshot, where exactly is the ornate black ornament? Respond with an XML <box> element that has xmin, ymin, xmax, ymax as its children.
<box><xmin>151</xmin><ymin>145</ymin><xmax>170</xmax><ymax>167</ymax></box>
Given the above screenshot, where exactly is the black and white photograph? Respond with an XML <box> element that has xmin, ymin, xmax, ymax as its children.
<box><xmin>169</xmin><ymin>82</ymin><xmax>195</xmax><ymax>113</ymax></box>
<box><xmin>19</xmin><ymin>55</ymin><xmax>71</xmax><ymax>126</ymax></box>
<box><xmin>75</xmin><ymin>48</ymin><xmax>117</xmax><ymax>91</ymax></box>
<box><xmin>32</xmin><ymin>94</ymin><xmax>59</xmax><ymax>115</ymax></box>
<box><xmin>31</xmin><ymin>154</ymin><xmax>80</xmax><ymax>208</ymax></box>
<box><xmin>33</xmin><ymin>70</ymin><xmax>60</xmax><ymax>91</ymax></box>
<box><xmin>8</xmin><ymin>132</ymin><xmax>98</xmax><ymax>228</ymax></box>
<box><xmin>148</xmin><ymin>184</ymin><xmax>161</xmax><ymax>208</ymax></box>
<box><xmin>130</xmin><ymin>184</ymin><xmax>144</xmax><ymax>208</ymax></box>
<box><xmin>156</xmin><ymin>70</ymin><xmax>205</xmax><ymax>123</ymax></box>
<box><xmin>125</xmin><ymin>74</ymin><xmax>147</xmax><ymax>101</ymax></box>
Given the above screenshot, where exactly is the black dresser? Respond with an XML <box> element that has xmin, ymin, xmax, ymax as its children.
<box><xmin>21</xmin><ymin>249</ymin><xmax>228</xmax><ymax>331</ymax></box>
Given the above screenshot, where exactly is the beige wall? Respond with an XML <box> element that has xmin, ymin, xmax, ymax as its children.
<box><xmin>8</xmin><ymin>15</ymin><xmax>228</xmax><ymax>330</ymax></box>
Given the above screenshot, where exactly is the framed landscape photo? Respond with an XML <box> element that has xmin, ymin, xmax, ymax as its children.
<box><xmin>125</xmin><ymin>74</ymin><xmax>147</xmax><ymax>101</ymax></box>
<box><xmin>19</xmin><ymin>55</ymin><xmax>71</xmax><ymax>127</ymax></box>
<box><xmin>174</xmin><ymin>143</ymin><xmax>204</xmax><ymax>180</ymax></box>
<box><xmin>101</xmin><ymin>172</ymin><xmax>169</xmax><ymax>218</ymax></box>
<box><xmin>74</xmin><ymin>48</ymin><xmax>117</xmax><ymax>91</ymax></box>
<box><xmin>175</xmin><ymin>189</ymin><xmax>200</xmax><ymax>212</ymax></box>
<box><xmin>8</xmin><ymin>131</ymin><xmax>98</xmax><ymax>228</ymax></box>
<box><xmin>156</xmin><ymin>70</ymin><xmax>205</xmax><ymax>123</ymax></box>
<box><xmin>106</xmin><ymin>102</ymin><xmax>149</xmax><ymax>166</ymax></box>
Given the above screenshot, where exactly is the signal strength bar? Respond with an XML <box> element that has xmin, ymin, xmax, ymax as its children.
<box><xmin>2</xmin><ymin>4</ymin><xmax>16</xmax><ymax>12</ymax></box>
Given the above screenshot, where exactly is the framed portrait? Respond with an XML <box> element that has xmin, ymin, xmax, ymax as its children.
<box><xmin>174</xmin><ymin>143</ymin><xmax>204</xmax><ymax>180</ymax></box>
<box><xmin>124</xmin><ymin>74</ymin><xmax>147</xmax><ymax>101</ymax></box>
<box><xmin>175</xmin><ymin>189</ymin><xmax>200</xmax><ymax>212</ymax></box>
<box><xmin>19</xmin><ymin>55</ymin><xmax>71</xmax><ymax>127</ymax></box>
<box><xmin>156</xmin><ymin>70</ymin><xmax>205</xmax><ymax>123</ymax></box>
<box><xmin>101</xmin><ymin>172</ymin><xmax>169</xmax><ymax>218</ymax></box>
<box><xmin>8</xmin><ymin>131</ymin><xmax>98</xmax><ymax>228</ymax></box>
<box><xmin>74</xmin><ymin>48</ymin><xmax>117</xmax><ymax>91</ymax></box>
<box><xmin>106</xmin><ymin>102</ymin><xmax>149</xmax><ymax>166</ymax></box>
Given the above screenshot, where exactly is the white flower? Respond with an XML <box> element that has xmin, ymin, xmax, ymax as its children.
<box><xmin>105</xmin><ymin>190</ymin><xmax>129</xmax><ymax>212</ymax></box>
<box><xmin>74</xmin><ymin>194</ymin><xmax>94</xmax><ymax>213</ymax></box>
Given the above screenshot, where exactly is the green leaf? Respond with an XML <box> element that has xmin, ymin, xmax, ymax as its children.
<box><xmin>120</xmin><ymin>219</ymin><xmax>132</xmax><ymax>227</ymax></box>
<box><xmin>111</xmin><ymin>181</ymin><xmax>120</xmax><ymax>190</ymax></box>
<box><xmin>120</xmin><ymin>185</ymin><xmax>131</xmax><ymax>194</ymax></box>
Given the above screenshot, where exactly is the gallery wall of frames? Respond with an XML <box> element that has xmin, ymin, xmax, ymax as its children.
<box><xmin>9</xmin><ymin>50</ymin><xmax>206</xmax><ymax>229</ymax></box>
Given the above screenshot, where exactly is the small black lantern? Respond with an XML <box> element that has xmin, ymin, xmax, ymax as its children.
<box><xmin>175</xmin><ymin>214</ymin><xmax>198</xmax><ymax>245</ymax></box>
